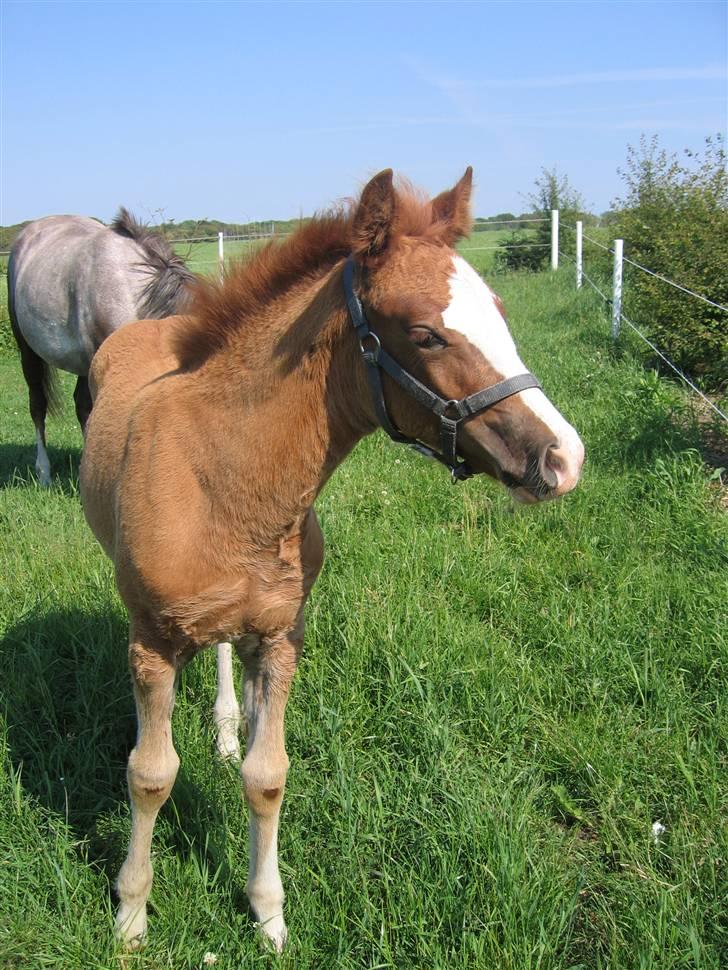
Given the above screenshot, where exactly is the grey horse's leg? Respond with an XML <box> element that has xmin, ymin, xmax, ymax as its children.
<box><xmin>12</xmin><ymin>331</ymin><xmax>53</xmax><ymax>484</ymax></box>
<box><xmin>8</xmin><ymin>288</ymin><xmax>57</xmax><ymax>485</ymax></box>
<box><xmin>74</xmin><ymin>376</ymin><xmax>93</xmax><ymax>433</ymax></box>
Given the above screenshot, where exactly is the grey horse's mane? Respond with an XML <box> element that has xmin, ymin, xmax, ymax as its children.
<box><xmin>111</xmin><ymin>207</ymin><xmax>195</xmax><ymax>319</ymax></box>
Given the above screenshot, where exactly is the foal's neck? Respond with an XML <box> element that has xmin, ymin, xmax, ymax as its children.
<box><xmin>189</xmin><ymin>264</ymin><xmax>373</xmax><ymax>541</ymax></box>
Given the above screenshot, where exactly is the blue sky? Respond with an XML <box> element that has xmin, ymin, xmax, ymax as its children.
<box><xmin>2</xmin><ymin>0</ymin><xmax>726</xmax><ymax>225</ymax></box>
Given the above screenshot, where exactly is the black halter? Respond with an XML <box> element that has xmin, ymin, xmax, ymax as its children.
<box><xmin>343</xmin><ymin>256</ymin><xmax>541</xmax><ymax>482</ymax></box>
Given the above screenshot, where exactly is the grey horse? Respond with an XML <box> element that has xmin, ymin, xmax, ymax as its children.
<box><xmin>8</xmin><ymin>209</ymin><xmax>194</xmax><ymax>484</ymax></box>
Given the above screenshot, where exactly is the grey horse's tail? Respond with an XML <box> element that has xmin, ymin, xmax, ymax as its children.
<box><xmin>110</xmin><ymin>208</ymin><xmax>195</xmax><ymax>319</ymax></box>
<box><xmin>7</xmin><ymin>256</ymin><xmax>62</xmax><ymax>417</ymax></box>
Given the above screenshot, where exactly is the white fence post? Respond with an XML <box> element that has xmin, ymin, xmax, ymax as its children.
<box><xmin>551</xmin><ymin>209</ymin><xmax>559</xmax><ymax>271</ymax></box>
<box><xmin>218</xmin><ymin>231</ymin><xmax>224</xmax><ymax>276</ymax></box>
<box><xmin>612</xmin><ymin>238</ymin><xmax>624</xmax><ymax>339</ymax></box>
<box><xmin>576</xmin><ymin>220</ymin><xmax>583</xmax><ymax>289</ymax></box>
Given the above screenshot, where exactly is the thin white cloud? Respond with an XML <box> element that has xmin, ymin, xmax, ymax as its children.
<box><xmin>278</xmin><ymin>111</ymin><xmax>723</xmax><ymax>137</ymax></box>
<box><xmin>281</xmin><ymin>116</ymin><xmax>457</xmax><ymax>136</ymax></box>
<box><xmin>441</xmin><ymin>65</ymin><xmax>727</xmax><ymax>91</ymax></box>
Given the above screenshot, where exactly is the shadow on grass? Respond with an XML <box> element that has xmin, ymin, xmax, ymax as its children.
<box><xmin>0</xmin><ymin>605</ymin><xmax>251</xmax><ymax>912</ymax></box>
<box><xmin>0</xmin><ymin>442</ymin><xmax>82</xmax><ymax>492</ymax></box>
<box><xmin>1</xmin><ymin>606</ymin><xmax>133</xmax><ymax>853</ymax></box>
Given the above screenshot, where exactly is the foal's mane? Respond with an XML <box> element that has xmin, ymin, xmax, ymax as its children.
<box><xmin>175</xmin><ymin>182</ymin><xmax>444</xmax><ymax>369</ymax></box>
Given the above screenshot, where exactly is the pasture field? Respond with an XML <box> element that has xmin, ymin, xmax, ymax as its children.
<box><xmin>0</xmin><ymin>268</ymin><xmax>726</xmax><ymax>969</ymax></box>
<box><xmin>174</xmin><ymin>229</ymin><xmax>536</xmax><ymax>276</ymax></box>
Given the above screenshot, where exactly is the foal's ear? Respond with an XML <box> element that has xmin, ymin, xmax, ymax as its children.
<box><xmin>352</xmin><ymin>169</ymin><xmax>396</xmax><ymax>265</ymax></box>
<box><xmin>432</xmin><ymin>166</ymin><xmax>473</xmax><ymax>244</ymax></box>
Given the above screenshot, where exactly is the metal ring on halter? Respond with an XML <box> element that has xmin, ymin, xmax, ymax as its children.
<box><xmin>359</xmin><ymin>332</ymin><xmax>381</xmax><ymax>361</ymax></box>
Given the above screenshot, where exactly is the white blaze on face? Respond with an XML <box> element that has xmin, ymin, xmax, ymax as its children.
<box><xmin>442</xmin><ymin>255</ymin><xmax>584</xmax><ymax>491</ymax></box>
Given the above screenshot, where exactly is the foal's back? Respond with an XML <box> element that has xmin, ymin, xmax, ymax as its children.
<box><xmin>81</xmin><ymin>316</ymin><xmax>187</xmax><ymax>556</ymax></box>
<box><xmin>81</xmin><ymin>316</ymin><xmax>240</xmax><ymax>631</ymax></box>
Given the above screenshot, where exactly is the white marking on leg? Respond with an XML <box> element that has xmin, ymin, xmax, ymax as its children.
<box><xmin>116</xmin><ymin>654</ymin><xmax>179</xmax><ymax>947</ymax></box>
<box><xmin>240</xmin><ymin>644</ymin><xmax>296</xmax><ymax>954</ymax></box>
<box><xmin>35</xmin><ymin>427</ymin><xmax>51</xmax><ymax>486</ymax></box>
<box><xmin>213</xmin><ymin>642</ymin><xmax>241</xmax><ymax>761</ymax></box>
<box><xmin>247</xmin><ymin>808</ymin><xmax>287</xmax><ymax>952</ymax></box>
<box><xmin>443</xmin><ymin>255</ymin><xmax>584</xmax><ymax>484</ymax></box>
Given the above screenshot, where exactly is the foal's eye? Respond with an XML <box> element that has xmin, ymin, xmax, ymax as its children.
<box><xmin>408</xmin><ymin>326</ymin><xmax>447</xmax><ymax>350</ymax></box>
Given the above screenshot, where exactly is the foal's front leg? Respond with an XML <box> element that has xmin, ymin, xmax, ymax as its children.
<box><xmin>240</xmin><ymin>630</ymin><xmax>300</xmax><ymax>952</ymax></box>
<box><xmin>116</xmin><ymin>627</ymin><xmax>180</xmax><ymax>946</ymax></box>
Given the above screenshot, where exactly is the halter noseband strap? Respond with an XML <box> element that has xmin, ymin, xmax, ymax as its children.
<box><xmin>343</xmin><ymin>255</ymin><xmax>541</xmax><ymax>482</ymax></box>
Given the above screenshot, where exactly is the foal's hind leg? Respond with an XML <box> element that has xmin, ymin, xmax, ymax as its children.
<box><xmin>213</xmin><ymin>642</ymin><xmax>241</xmax><ymax>761</ymax></box>
<box><xmin>240</xmin><ymin>629</ymin><xmax>300</xmax><ymax>953</ymax></box>
<box><xmin>73</xmin><ymin>376</ymin><xmax>93</xmax><ymax>433</ymax></box>
<box><xmin>115</xmin><ymin>626</ymin><xmax>180</xmax><ymax>946</ymax></box>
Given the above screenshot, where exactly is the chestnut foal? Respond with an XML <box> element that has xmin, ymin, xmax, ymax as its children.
<box><xmin>80</xmin><ymin>168</ymin><xmax>583</xmax><ymax>951</ymax></box>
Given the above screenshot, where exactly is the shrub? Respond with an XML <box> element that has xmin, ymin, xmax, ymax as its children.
<box><xmin>614</xmin><ymin>135</ymin><xmax>728</xmax><ymax>389</ymax></box>
<box><xmin>495</xmin><ymin>168</ymin><xmax>587</xmax><ymax>273</ymax></box>
<box><xmin>492</xmin><ymin>231</ymin><xmax>547</xmax><ymax>273</ymax></box>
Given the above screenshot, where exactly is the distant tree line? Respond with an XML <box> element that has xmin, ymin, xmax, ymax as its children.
<box><xmin>158</xmin><ymin>218</ymin><xmax>304</xmax><ymax>240</ymax></box>
<box><xmin>473</xmin><ymin>213</ymin><xmax>540</xmax><ymax>231</ymax></box>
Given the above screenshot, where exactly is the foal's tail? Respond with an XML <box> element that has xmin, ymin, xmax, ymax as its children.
<box><xmin>7</xmin><ymin>256</ymin><xmax>62</xmax><ymax>417</ymax></box>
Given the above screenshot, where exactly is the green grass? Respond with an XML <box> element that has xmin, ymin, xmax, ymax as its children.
<box><xmin>0</xmin><ymin>269</ymin><xmax>726</xmax><ymax>969</ymax></box>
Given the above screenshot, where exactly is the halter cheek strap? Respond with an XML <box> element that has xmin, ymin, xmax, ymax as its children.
<box><xmin>343</xmin><ymin>256</ymin><xmax>541</xmax><ymax>482</ymax></box>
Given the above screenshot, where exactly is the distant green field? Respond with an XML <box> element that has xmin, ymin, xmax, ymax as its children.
<box><xmin>171</xmin><ymin>228</ymin><xmax>543</xmax><ymax>277</ymax></box>
<box><xmin>1</xmin><ymin>265</ymin><xmax>725</xmax><ymax>968</ymax></box>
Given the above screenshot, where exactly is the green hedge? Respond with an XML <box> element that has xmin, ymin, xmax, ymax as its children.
<box><xmin>615</xmin><ymin>135</ymin><xmax>728</xmax><ymax>389</ymax></box>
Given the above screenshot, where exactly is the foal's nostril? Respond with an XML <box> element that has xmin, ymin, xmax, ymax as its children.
<box><xmin>539</xmin><ymin>442</ymin><xmax>562</xmax><ymax>489</ymax></box>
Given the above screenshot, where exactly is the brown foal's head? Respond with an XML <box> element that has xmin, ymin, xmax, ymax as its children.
<box><xmin>349</xmin><ymin>168</ymin><xmax>584</xmax><ymax>502</ymax></box>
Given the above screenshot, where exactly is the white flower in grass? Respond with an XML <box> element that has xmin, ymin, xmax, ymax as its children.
<box><xmin>651</xmin><ymin>820</ymin><xmax>666</xmax><ymax>843</ymax></box>
<box><xmin>202</xmin><ymin>953</ymin><xmax>218</xmax><ymax>966</ymax></box>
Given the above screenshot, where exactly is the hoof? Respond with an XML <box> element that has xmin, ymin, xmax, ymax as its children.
<box><xmin>256</xmin><ymin>914</ymin><xmax>287</xmax><ymax>954</ymax></box>
<box><xmin>214</xmin><ymin>718</ymin><xmax>241</xmax><ymax>763</ymax></box>
<box><xmin>115</xmin><ymin>902</ymin><xmax>148</xmax><ymax>949</ymax></box>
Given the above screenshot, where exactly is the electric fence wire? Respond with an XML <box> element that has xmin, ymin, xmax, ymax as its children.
<box><xmin>582</xmin><ymin>232</ymin><xmax>612</xmax><ymax>252</ymax></box>
<box><xmin>564</xmin><ymin>224</ymin><xmax>728</xmax><ymax>313</ymax></box>
<box><xmin>473</xmin><ymin>217</ymin><xmax>549</xmax><ymax>226</ymax></box>
<box><xmin>619</xmin><ymin>312</ymin><xmax>728</xmax><ymax>423</ymax></box>
<box><xmin>466</xmin><ymin>242</ymin><xmax>551</xmax><ymax>252</ymax></box>
<box><xmin>574</xmin><ymin>259</ymin><xmax>727</xmax><ymax>424</ymax></box>
<box><xmin>194</xmin><ymin>241</ymin><xmax>553</xmax><ymax>261</ymax></box>
<box><xmin>580</xmin><ymin>267</ymin><xmax>612</xmax><ymax>305</ymax></box>
<box><xmin>621</xmin><ymin>255</ymin><xmax>728</xmax><ymax>313</ymax></box>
